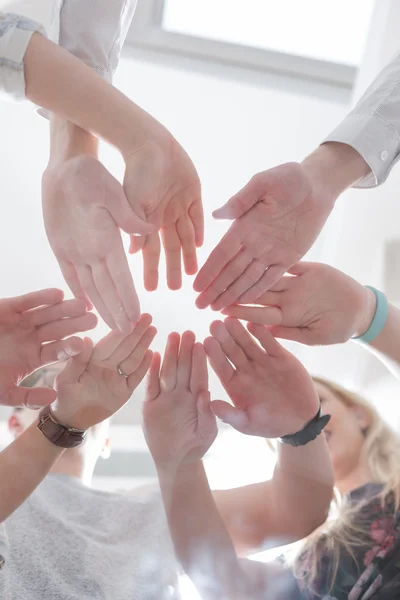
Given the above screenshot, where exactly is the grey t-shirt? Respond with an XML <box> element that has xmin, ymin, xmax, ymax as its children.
<box><xmin>0</xmin><ymin>474</ymin><xmax>179</xmax><ymax>600</ymax></box>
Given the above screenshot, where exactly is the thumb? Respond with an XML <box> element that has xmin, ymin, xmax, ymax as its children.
<box><xmin>5</xmin><ymin>385</ymin><xmax>56</xmax><ymax>410</ymax></box>
<box><xmin>57</xmin><ymin>337</ymin><xmax>94</xmax><ymax>384</ymax></box>
<box><xmin>213</xmin><ymin>176</ymin><xmax>263</xmax><ymax>220</ymax></box>
<box><xmin>108</xmin><ymin>190</ymin><xmax>154</xmax><ymax>236</ymax></box>
<box><xmin>210</xmin><ymin>400</ymin><xmax>249</xmax><ymax>433</ymax></box>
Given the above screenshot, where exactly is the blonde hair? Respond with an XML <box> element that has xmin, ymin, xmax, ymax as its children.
<box><xmin>293</xmin><ymin>377</ymin><xmax>400</xmax><ymax>596</ymax></box>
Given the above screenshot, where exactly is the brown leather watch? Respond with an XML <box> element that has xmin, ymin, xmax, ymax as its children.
<box><xmin>37</xmin><ymin>405</ymin><xmax>86</xmax><ymax>448</ymax></box>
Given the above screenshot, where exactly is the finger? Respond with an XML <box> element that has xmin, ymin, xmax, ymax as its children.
<box><xmin>209</xmin><ymin>320</ymin><xmax>248</xmax><ymax>369</ymax></box>
<box><xmin>28</xmin><ymin>298</ymin><xmax>89</xmax><ymax>327</ymax></box>
<box><xmin>177</xmin><ymin>330</ymin><xmax>196</xmax><ymax>388</ymax></box>
<box><xmin>118</xmin><ymin>326</ymin><xmax>157</xmax><ymax>375</ymax></box>
<box><xmin>1</xmin><ymin>385</ymin><xmax>56</xmax><ymax>409</ymax></box>
<box><xmin>196</xmin><ymin>248</ymin><xmax>252</xmax><ymax>310</ymax></box>
<box><xmin>109</xmin><ymin>187</ymin><xmax>154</xmax><ymax>235</ymax></box>
<box><xmin>143</xmin><ymin>232</ymin><xmax>161</xmax><ymax>292</ymax></box>
<box><xmin>129</xmin><ymin>234</ymin><xmax>146</xmax><ymax>255</ymax></box>
<box><xmin>37</xmin><ymin>312</ymin><xmax>97</xmax><ymax>343</ymax></box>
<box><xmin>190</xmin><ymin>342</ymin><xmax>209</xmax><ymax>396</ymax></box>
<box><xmin>59</xmin><ymin>260</ymin><xmax>92</xmax><ymax>308</ymax></box>
<box><xmin>210</xmin><ymin>258</ymin><xmax>267</xmax><ymax>311</ymax></box>
<box><xmin>221</xmin><ymin>305</ymin><xmax>282</xmax><ymax>326</ymax></box>
<box><xmin>10</xmin><ymin>288</ymin><xmax>64</xmax><ymax>312</ymax></box>
<box><xmin>160</xmin><ymin>332</ymin><xmax>180</xmax><ymax>392</ymax></box>
<box><xmin>193</xmin><ymin>226</ymin><xmax>242</xmax><ymax>293</ymax></box>
<box><xmin>204</xmin><ymin>336</ymin><xmax>234</xmax><ymax>386</ymax></box>
<box><xmin>268</xmin><ymin>325</ymin><xmax>315</xmax><ymax>345</ymax></box>
<box><xmin>76</xmin><ymin>264</ymin><xmax>117</xmax><ymax>330</ymax></box>
<box><xmin>210</xmin><ymin>400</ymin><xmax>249</xmax><ymax>433</ymax></box>
<box><xmin>176</xmin><ymin>215</ymin><xmax>198</xmax><ymax>275</ymax></box>
<box><xmin>128</xmin><ymin>350</ymin><xmax>153</xmax><ymax>391</ymax></box>
<box><xmin>55</xmin><ymin>337</ymin><xmax>94</xmax><ymax>383</ymax></box>
<box><xmin>238</xmin><ymin>265</ymin><xmax>286</xmax><ymax>304</ymax></box>
<box><xmin>224</xmin><ymin>317</ymin><xmax>266</xmax><ymax>362</ymax></box>
<box><xmin>212</xmin><ymin>176</ymin><xmax>262</xmax><ymax>220</ymax></box>
<box><xmin>197</xmin><ymin>391</ymin><xmax>217</xmax><ymax>433</ymax></box>
<box><xmin>247</xmin><ymin>323</ymin><xmax>283</xmax><ymax>357</ymax></box>
<box><xmin>107</xmin><ymin>245</ymin><xmax>141</xmax><ymax>324</ymax></box>
<box><xmin>189</xmin><ymin>198</ymin><xmax>204</xmax><ymax>248</ymax></box>
<box><xmin>288</xmin><ymin>262</ymin><xmax>309</xmax><ymax>276</ymax></box>
<box><xmin>91</xmin><ymin>262</ymin><xmax>132</xmax><ymax>334</ymax></box>
<box><xmin>94</xmin><ymin>313</ymin><xmax>153</xmax><ymax>361</ymax></box>
<box><xmin>161</xmin><ymin>225</ymin><xmax>182</xmax><ymax>290</ymax></box>
<box><xmin>145</xmin><ymin>352</ymin><xmax>162</xmax><ymax>401</ymax></box>
<box><xmin>40</xmin><ymin>336</ymin><xmax>86</xmax><ymax>364</ymax></box>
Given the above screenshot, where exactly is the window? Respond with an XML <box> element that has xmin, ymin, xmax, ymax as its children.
<box><xmin>128</xmin><ymin>0</ymin><xmax>377</xmax><ymax>86</ymax></box>
<box><xmin>163</xmin><ymin>0</ymin><xmax>375</xmax><ymax>67</ymax></box>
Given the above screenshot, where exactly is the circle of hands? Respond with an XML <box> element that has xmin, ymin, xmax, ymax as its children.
<box><xmin>1</xmin><ymin>127</ymin><xmax>374</xmax><ymax>466</ymax></box>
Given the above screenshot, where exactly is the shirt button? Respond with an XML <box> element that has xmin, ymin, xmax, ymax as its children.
<box><xmin>380</xmin><ymin>150</ymin><xmax>389</xmax><ymax>161</ymax></box>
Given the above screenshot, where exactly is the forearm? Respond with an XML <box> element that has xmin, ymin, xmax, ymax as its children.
<box><xmin>0</xmin><ymin>421</ymin><xmax>63</xmax><ymax>522</ymax></box>
<box><xmin>158</xmin><ymin>461</ymin><xmax>247</xmax><ymax>600</ymax></box>
<box><xmin>270</xmin><ymin>435</ymin><xmax>333</xmax><ymax>537</ymax></box>
<box><xmin>24</xmin><ymin>33</ymin><xmax>162</xmax><ymax>158</ymax></box>
<box><xmin>214</xmin><ymin>435</ymin><xmax>333</xmax><ymax>554</ymax></box>
<box><xmin>302</xmin><ymin>142</ymin><xmax>370</xmax><ymax>202</ymax></box>
<box><xmin>47</xmin><ymin>118</ymin><xmax>99</xmax><ymax>166</ymax></box>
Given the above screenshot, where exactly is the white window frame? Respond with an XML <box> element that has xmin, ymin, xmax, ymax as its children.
<box><xmin>127</xmin><ymin>0</ymin><xmax>356</xmax><ymax>88</ymax></box>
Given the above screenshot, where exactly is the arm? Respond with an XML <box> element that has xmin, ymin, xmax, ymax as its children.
<box><xmin>204</xmin><ymin>319</ymin><xmax>333</xmax><ymax>553</ymax></box>
<box><xmin>158</xmin><ymin>462</ymin><xmax>298</xmax><ymax>600</ymax></box>
<box><xmin>0</xmin><ymin>313</ymin><xmax>154</xmax><ymax>526</ymax></box>
<box><xmin>194</xmin><ymin>47</ymin><xmax>400</xmax><ymax>309</ymax></box>
<box><xmin>213</xmin><ymin>437</ymin><xmax>332</xmax><ymax>554</ymax></box>
<box><xmin>143</xmin><ymin>332</ymin><xmax>300</xmax><ymax>599</ymax></box>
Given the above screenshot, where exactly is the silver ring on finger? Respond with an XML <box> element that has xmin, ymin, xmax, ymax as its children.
<box><xmin>117</xmin><ymin>365</ymin><xmax>129</xmax><ymax>379</ymax></box>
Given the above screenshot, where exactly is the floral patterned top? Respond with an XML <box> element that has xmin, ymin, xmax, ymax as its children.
<box><xmin>291</xmin><ymin>483</ymin><xmax>400</xmax><ymax>600</ymax></box>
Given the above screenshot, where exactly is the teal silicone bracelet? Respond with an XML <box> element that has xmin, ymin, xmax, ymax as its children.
<box><xmin>353</xmin><ymin>286</ymin><xmax>389</xmax><ymax>343</ymax></box>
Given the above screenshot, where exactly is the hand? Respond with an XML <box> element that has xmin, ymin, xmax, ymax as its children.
<box><xmin>204</xmin><ymin>318</ymin><xmax>319</xmax><ymax>438</ymax></box>
<box><xmin>124</xmin><ymin>137</ymin><xmax>204</xmax><ymax>291</ymax></box>
<box><xmin>51</xmin><ymin>313</ymin><xmax>156</xmax><ymax>429</ymax></box>
<box><xmin>42</xmin><ymin>155</ymin><xmax>153</xmax><ymax>332</ymax></box>
<box><xmin>142</xmin><ymin>331</ymin><xmax>217</xmax><ymax>470</ymax></box>
<box><xmin>222</xmin><ymin>262</ymin><xmax>376</xmax><ymax>345</ymax></box>
<box><xmin>194</xmin><ymin>161</ymin><xmax>335</xmax><ymax>311</ymax></box>
<box><xmin>0</xmin><ymin>289</ymin><xmax>97</xmax><ymax>408</ymax></box>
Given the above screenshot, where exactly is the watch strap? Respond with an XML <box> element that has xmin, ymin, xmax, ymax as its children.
<box><xmin>37</xmin><ymin>405</ymin><xmax>86</xmax><ymax>448</ymax></box>
<box><xmin>279</xmin><ymin>406</ymin><xmax>331</xmax><ymax>447</ymax></box>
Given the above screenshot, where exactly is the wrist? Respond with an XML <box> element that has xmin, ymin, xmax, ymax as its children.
<box><xmin>302</xmin><ymin>142</ymin><xmax>370</xmax><ymax>202</ymax></box>
<box><xmin>353</xmin><ymin>285</ymin><xmax>377</xmax><ymax>338</ymax></box>
<box><xmin>48</xmin><ymin>117</ymin><xmax>99</xmax><ymax>167</ymax></box>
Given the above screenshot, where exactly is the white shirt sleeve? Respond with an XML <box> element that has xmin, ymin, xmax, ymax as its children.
<box><xmin>324</xmin><ymin>49</ymin><xmax>400</xmax><ymax>189</ymax></box>
<box><xmin>0</xmin><ymin>12</ymin><xmax>46</xmax><ymax>100</ymax></box>
<box><xmin>57</xmin><ymin>0</ymin><xmax>138</xmax><ymax>82</ymax></box>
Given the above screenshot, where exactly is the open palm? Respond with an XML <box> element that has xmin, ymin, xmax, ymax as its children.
<box><xmin>204</xmin><ymin>318</ymin><xmax>319</xmax><ymax>438</ymax></box>
<box><xmin>52</xmin><ymin>314</ymin><xmax>156</xmax><ymax>429</ymax></box>
<box><xmin>125</xmin><ymin>138</ymin><xmax>203</xmax><ymax>292</ymax></box>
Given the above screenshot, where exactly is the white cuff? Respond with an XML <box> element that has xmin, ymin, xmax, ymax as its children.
<box><xmin>324</xmin><ymin>113</ymin><xmax>400</xmax><ymax>188</ymax></box>
<box><xmin>0</xmin><ymin>13</ymin><xmax>47</xmax><ymax>101</ymax></box>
